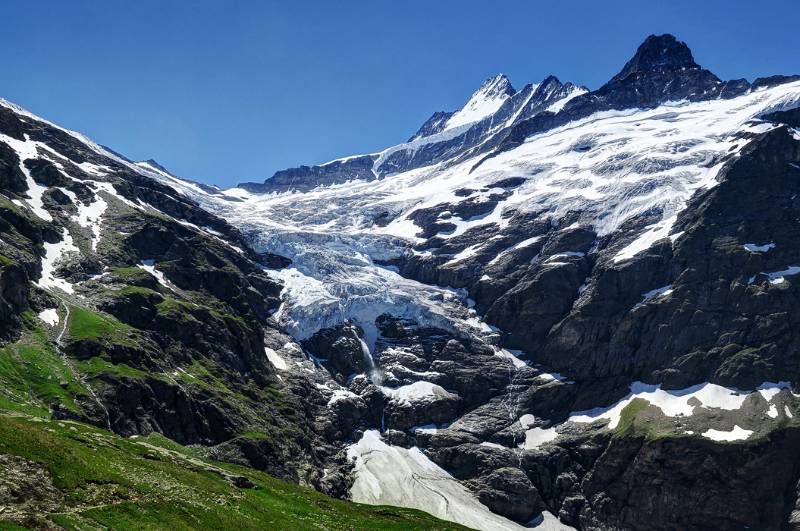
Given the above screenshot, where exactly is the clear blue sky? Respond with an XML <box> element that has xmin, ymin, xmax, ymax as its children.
<box><xmin>1</xmin><ymin>1</ymin><xmax>798</xmax><ymax>187</ymax></box>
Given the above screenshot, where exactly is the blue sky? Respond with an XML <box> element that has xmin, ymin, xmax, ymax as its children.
<box><xmin>1</xmin><ymin>1</ymin><xmax>798</xmax><ymax>187</ymax></box>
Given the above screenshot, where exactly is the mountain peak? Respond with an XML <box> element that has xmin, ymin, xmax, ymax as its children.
<box><xmin>443</xmin><ymin>74</ymin><xmax>516</xmax><ymax>130</ymax></box>
<box><xmin>475</xmin><ymin>73</ymin><xmax>515</xmax><ymax>97</ymax></box>
<box><xmin>536</xmin><ymin>75</ymin><xmax>564</xmax><ymax>95</ymax></box>
<box><xmin>609</xmin><ymin>34</ymin><xmax>700</xmax><ymax>84</ymax></box>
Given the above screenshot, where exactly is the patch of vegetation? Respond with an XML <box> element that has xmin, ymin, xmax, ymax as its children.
<box><xmin>77</xmin><ymin>355</ymin><xmax>147</xmax><ymax>380</ymax></box>
<box><xmin>0</xmin><ymin>196</ymin><xmax>31</xmax><ymax>219</ymax></box>
<box><xmin>0</xmin><ymin>325</ymin><xmax>87</xmax><ymax>416</ymax></box>
<box><xmin>155</xmin><ymin>296</ymin><xmax>201</xmax><ymax>325</ymax></box>
<box><xmin>68</xmin><ymin>307</ymin><xmax>133</xmax><ymax>344</ymax></box>
<box><xmin>0</xmin><ymin>521</ymin><xmax>29</xmax><ymax>530</ymax></box>
<box><xmin>614</xmin><ymin>398</ymin><xmax>651</xmax><ymax>437</ymax></box>
<box><xmin>0</xmin><ymin>414</ymin><xmax>464</xmax><ymax>530</ymax></box>
<box><xmin>175</xmin><ymin>359</ymin><xmax>234</xmax><ymax>394</ymax></box>
<box><xmin>172</xmin><ymin>359</ymin><xmax>270</xmax><ymax>415</ymax></box>
<box><xmin>110</xmin><ymin>266</ymin><xmax>152</xmax><ymax>281</ymax></box>
<box><xmin>237</xmin><ymin>430</ymin><xmax>270</xmax><ymax>441</ymax></box>
<box><xmin>115</xmin><ymin>285</ymin><xmax>161</xmax><ymax>298</ymax></box>
<box><xmin>208</xmin><ymin>306</ymin><xmax>250</xmax><ymax>331</ymax></box>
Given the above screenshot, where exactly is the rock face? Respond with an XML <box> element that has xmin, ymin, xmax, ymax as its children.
<box><xmin>0</xmin><ymin>142</ymin><xmax>27</xmax><ymax>193</ymax></box>
<box><xmin>519</xmin><ymin>124</ymin><xmax>800</xmax><ymax>397</ymax></box>
<box><xmin>303</xmin><ymin>323</ymin><xmax>370</xmax><ymax>383</ymax></box>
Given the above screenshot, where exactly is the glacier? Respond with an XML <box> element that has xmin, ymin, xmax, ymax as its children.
<box><xmin>153</xmin><ymin>81</ymin><xmax>800</xmax><ymax>344</ymax></box>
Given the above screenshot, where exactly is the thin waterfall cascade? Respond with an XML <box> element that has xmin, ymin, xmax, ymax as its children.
<box><xmin>355</xmin><ymin>331</ymin><xmax>383</xmax><ymax>385</ymax></box>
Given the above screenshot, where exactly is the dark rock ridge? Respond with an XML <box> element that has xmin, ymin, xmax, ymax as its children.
<box><xmin>136</xmin><ymin>158</ymin><xmax>225</xmax><ymax>195</ymax></box>
<box><xmin>408</xmin><ymin>110</ymin><xmax>455</xmax><ymax>141</ymax></box>
<box><xmin>378</xmin><ymin>75</ymin><xmax>585</xmax><ymax>176</ymax></box>
<box><xmin>239</xmin><ymin>154</ymin><xmax>379</xmax><ymax>193</ymax></box>
<box><xmin>409</xmin><ymin>74</ymin><xmax>517</xmax><ymax>140</ymax></box>
<box><xmin>606</xmin><ymin>32</ymin><xmax>703</xmax><ymax>84</ymax></box>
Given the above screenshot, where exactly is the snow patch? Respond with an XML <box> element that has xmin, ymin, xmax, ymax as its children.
<box><xmin>137</xmin><ymin>260</ymin><xmax>175</xmax><ymax>291</ymax></box>
<box><xmin>701</xmin><ymin>425</ymin><xmax>753</xmax><ymax>442</ymax></box>
<box><xmin>743</xmin><ymin>242</ymin><xmax>775</xmax><ymax>253</ymax></box>
<box><xmin>568</xmin><ymin>381</ymin><xmax>786</xmax><ymax>429</ymax></box>
<box><xmin>546</xmin><ymin>86</ymin><xmax>588</xmax><ymax>113</ymax></box>
<box><xmin>633</xmin><ymin>285</ymin><xmax>673</xmax><ymax>310</ymax></box>
<box><xmin>413</xmin><ymin>424</ymin><xmax>439</xmax><ymax>435</ymax></box>
<box><xmin>347</xmin><ymin>430</ymin><xmax>569</xmax><ymax>531</ymax></box>
<box><xmin>613</xmin><ymin>215</ymin><xmax>677</xmax><ymax>263</ymax></box>
<box><xmin>444</xmin><ymin>75</ymin><xmax>513</xmax><ymax>131</ymax></box>
<box><xmin>264</xmin><ymin>347</ymin><xmax>288</xmax><ymax>371</ymax></box>
<box><xmin>0</xmin><ymin>134</ymin><xmax>52</xmax><ymax>221</ymax></box>
<box><xmin>522</xmin><ymin>426</ymin><xmax>559</xmax><ymax>449</ymax></box>
<box><xmin>380</xmin><ymin>381</ymin><xmax>458</xmax><ymax>405</ymax></box>
<box><xmin>761</xmin><ymin>266</ymin><xmax>800</xmax><ymax>285</ymax></box>
<box><xmin>38</xmin><ymin>308</ymin><xmax>60</xmax><ymax>327</ymax></box>
<box><xmin>756</xmin><ymin>381</ymin><xmax>793</xmax><ymax>401</ymax></box>
<box><xmin>495</xmin><ymin>348</ymin><xmax>528</xmax><ymax>368</ymax></box>
<box><xmin>36</xmin><ymin>228</ymin><xmax>78</xmax><ymax>294</ymax></box>
<box><xmin>536</xmin><ymin>371</ymin><xmax>573</xmax><ymax>384</ymax></box>
<box><xmin>443</xmin><ymin>243</ymin><xmax>483</xmax><ymax>266</ymax></box>
<box><xmin>328</xmin><ymin>389</ymin><xmax>359</xmax><ymax>406</ymax></box>
<box><xmin>75</xmin><ymin>192</ymin><xmax>108</xmax><ymax>251</ymax></box>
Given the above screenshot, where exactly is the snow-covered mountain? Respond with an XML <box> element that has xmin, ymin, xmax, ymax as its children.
<box><xmin>155</xmin><ymin>34</ymin><xmax>800</xmax><ymax>530</ymax></box>
<box><xmin>238</xmin><ymin>72</ymin><xmax>587</xmax><ymax>193</ymax></box>
<box><xmin>3</xmin><ymin>32</ymin><xmax>800</xmax><ymax>531</ymax></box>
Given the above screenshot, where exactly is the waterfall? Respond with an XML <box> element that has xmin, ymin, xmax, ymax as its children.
<box><xmin>355</xmin><ymin>331</ymin><xmax>383</xmax><ymax>385</ymax></box>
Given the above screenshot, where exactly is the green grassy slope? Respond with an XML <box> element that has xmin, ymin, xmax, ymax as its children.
<box><xmin>0</xmin><ymin>413</ymin><xmax>466</xmax><ymax>530</ymax></box>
